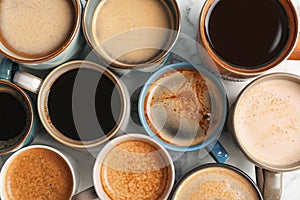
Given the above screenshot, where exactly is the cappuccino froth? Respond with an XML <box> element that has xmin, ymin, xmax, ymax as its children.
<box><xmin>0</xmin><ymin>0</ymin><xmax>75</xmax><ymax>58</ymax></box>
<box><xmin>235</xmin><ymin>78</ymin><xmax>300</xmax><ymax>166</ymax></box>
<box><xmin>172</xmin><ymin>167</ymin><xmax>259</xmax><ymax>200</ymax></box>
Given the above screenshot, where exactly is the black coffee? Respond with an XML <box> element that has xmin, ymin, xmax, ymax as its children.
<box><xmin>0</xmin><ymin>92</ymin><xmax>28</xmax><ymax>140</ymax></box>
<box><xmin>48</xmin><ymin>68</ymin><xmax>122</xmax><ymax>141</ymax></box>
<box><xmin>205</xmin><ymin>0</ymin><xmax>289</xmax><ymax>69</ymax></box>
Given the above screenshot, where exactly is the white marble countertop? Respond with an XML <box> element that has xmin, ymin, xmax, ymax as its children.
<box><xmin>1</xmin><ymin>0</ymin><xmax>300</xmax><ymax>199</ymax></box>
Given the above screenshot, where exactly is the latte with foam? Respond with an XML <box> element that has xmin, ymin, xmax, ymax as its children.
<box><xmin>234</xmin><ymin>77</ymin><xmax>300</xmax><ymax>166</ymax></box>
<box><xmin>0</xmin><ymin>0</ymin><xmax>75</xmax><ymax>58</ymax></box>
<box><xmin>172</xmin><ymin>166</ymin><xmax>260</xmax><ymax>200</ymax></box>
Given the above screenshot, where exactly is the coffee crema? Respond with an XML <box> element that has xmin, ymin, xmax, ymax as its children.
<box><xmin>172</xmin><ymin>167</ymin><xmax>260</xmax><ymax>200</ymax></box>
<box><xmin>4</xmin><ymin>148</ymin><xmax>73</xmax><ymax>200</ymax></box>
<box><xmin>48</xmin><ymin>68</ymin><xmax>122</xmax><ymax>142</ymax></box>
<box><xmin>91</xmin><ymin>0</ymin><xmax>172</xmax><ymax>64</ymax></box>
<box><xmin>0</xmin><ymin>0</ymin><xmax>75</xmax><ymax>58</ymax></box>
<box><xmin>235</xmin><ymin>78</ymin><xmax>300</xmax><ymax>166</ymax></box>
<box><xmin>100</xmin><ymin>140</ymin><xmax>172</xmax><ymax>200</ymax></box>
<box><xmin>144</xmin><ymin>69</ymin><xmax>212</xmax><ymax>147</ymax></box>
<box><xmin>205</xmin><ymin>0</ymin><xmax>289</xmax><ymax>69</ymax></box>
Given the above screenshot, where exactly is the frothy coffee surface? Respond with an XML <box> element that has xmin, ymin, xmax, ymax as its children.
<box><xmin>173</xmin><ymin>167</ymin><xmax>259</xmax><ymax>200</ymax></box>
<box><xmin>235</xmin><ymin>79</ymin><xmax>300</xmax><ymax>165</ymax></box>
<box><xmin>100</xmin><ymin>140</ymin><xmax>172</xmax><ymax>200</ymax></box>
<box><xmin>92</xmin><ymin>0</ymin><xmax>172</xmax><ymax>64</ymax></box>
<box><xmin>0</xmin><ymin>0</ymin><xmax>75</xmax><ymax>58</ymax></box>
<box><xmin>5</xmin><ymin>148</ymin><xmax>73</xmax><ymax>200</ymax></box>
<box><xmin>145</xmin><ymin>69</ymin><xmax>212</xmax><ymax>147</ymax></box>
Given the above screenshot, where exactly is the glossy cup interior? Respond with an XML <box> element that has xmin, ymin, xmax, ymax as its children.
<box><xmin>93</xmin><ymin>133</ymin><xmax>175</xmax><ymax>200</ymax></box>
<box><xmin>37</xmin><ymin>60</ymin><xmax>129</xmax><ymax>148</ymax></box>
<box><xmin>0</xmin><ymin>145</ymin><xmax>77</xmax><ymax>199</ymax></box>
<box><xmin>138</xmin><ymin>62</ymin><xmax>227</xmax><ymax>152</ymax></box>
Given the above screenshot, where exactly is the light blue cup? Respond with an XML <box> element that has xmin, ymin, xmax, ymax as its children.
<box><xmin>138</xmin><ymin>62</ymin><xmax>229</xmax><ymax>163</ymax></box>
<box><xmin>0</xmin><ymin>58</ymin><xmax>37</xmax><ymax>154</ymax></box>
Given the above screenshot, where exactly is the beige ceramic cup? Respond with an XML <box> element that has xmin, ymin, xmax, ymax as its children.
<box><xmin>82</xmin><ymin>0</ymin><xmax>181</xmax><ymax>72</ymax></box>
<box><xmin>229</xmin><ymin>73</ymin><xmax>300</xmax><ymax>199</ymax></box>
<box><xmin>197</xmin><ymin>0</ymin><xmax>300</xmax><ymax>79</ymax></box>
<box><xmin>0</xmin><ymin>0</ymin><xmax>85</xmax><ymax>69</ymax></box>
<box><xmin>13</xmin><ymin>60</ymin><xmax>130</xmax><ymax>149</ymax></box>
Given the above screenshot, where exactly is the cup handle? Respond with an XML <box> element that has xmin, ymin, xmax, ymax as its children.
<box><xmin>288</xmin><ymin>33</ymin><xmax>300</xmax><ymax>60</ymax></box>
<box><xmin>206</xmin><ymin>141</ymin><xmax>230</xmax><ymax>163</ymax></box>
<box><xmin>13</xmin><ymin>71</ymin><xmax>43</xmax><ymax>94</ymax></box>
<box><xmin>0</xmin><ymin>58</ymin><xmax>19</xmax><ymax>81</ymax></box>
<box><xmin>72</xmin><ymin>186</ymin><xmax>99</xmax><ymax>200</ymax></box>
<box><xmin>255</xmin><ymin>166</ymin><xmax>282</xmax><ymax>200</ymax></box>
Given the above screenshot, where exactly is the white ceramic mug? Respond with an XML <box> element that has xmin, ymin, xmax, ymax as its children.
<box><xmin>0</xmin><ymin>145</ymin><xmax>78</xmax><ymax>200</ymax></box>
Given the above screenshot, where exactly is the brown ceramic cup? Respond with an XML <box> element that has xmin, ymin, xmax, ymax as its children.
<box><xmin>197</xmin><ymin>0</ymin><xmax>300</xmax><ymax>79</ymax></box>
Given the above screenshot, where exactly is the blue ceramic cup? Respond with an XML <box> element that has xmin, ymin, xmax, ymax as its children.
<box><xmin>138</xmin><ymin>62</ymin><xmax>229</xmax><ymax>163</ymax></box>
<box><xmin>0</xmin><ymin>58</ymin><xmax>37</xmax><ymax>154</ymax></box>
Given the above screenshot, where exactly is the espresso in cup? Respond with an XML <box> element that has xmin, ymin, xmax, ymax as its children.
<box><xmin>12</xmin><ymin>60</ymin><xmax>129</xmax><ymax>148</ymax></box>
<box><xmin>0</xmin><ymin>85</ymin><xmax>31</xmax><ymax>149</ymax></box>
<box><xmin>198</xmin><ymin>0</ymin><xmax>299</xmax><ymax>78</ymax></box>
<box><xmin>144</xmin><ymin>69</ymin><xmax>212</xmax><ymax>147</ymax></box>
<box><xmin>93</xmin><ymin>134</ymin><xmax>175</xmax><ymax>200</ymax></box>
<box><xmin>3</xmin><ymin>147</ymin><xmax>74</xmax><ymax>200</ymax></box>
<box><xmin>47</xmin><ymin>67</ymin><xmax>122</xmax><ymax>142</ymax></box>
<box><xmin>171</xmin><ymin>164</ymin><xmax>262</xmax><ymax>200</ymax></box>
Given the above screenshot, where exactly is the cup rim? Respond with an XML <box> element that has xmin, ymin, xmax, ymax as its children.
<box><xmin>82</xmin><ymin>0</ymin><xmax>181</xmax><ymax>70</ymax></box>
<box><xmin>37</xmin><ymin>60</ymin><xmax>128</xmax><ymax>149</ymax></box>
<box><xmin>0</xmin><ymin>144</ymin><xmax>76</xmax><ymax>199</ymax></box>
<box><xmin>93</xmin><ymin>133</ymin><xmax>175</xmax><ymax>200</ymax></box>
<box><xmin>138</xmin><ymin>62</ymin><xmax>228</xmax><ymax>152</ymax></box>
<box><xmin>232</xmin><ymin>72</ymin><xmax>300</xmax><ymax>172</ymax></box>
<box><xmin>0</xmin><ymin>0</ymin><xmax>82</xmax><ymax>63</ymax></box>
<box><xmin>198</xmin><ymin>0</ymin><xmax>299</xmax><ymax>77</ymax></box>
<box><xmin>169</xmin><ymin>163</ymin><xmax>263</xmax><ymax>200</ymax></box>
<box><xmin>0</xmin><ymin>80</ymin><xmax>34</xmax><ymax>155</ymax></box>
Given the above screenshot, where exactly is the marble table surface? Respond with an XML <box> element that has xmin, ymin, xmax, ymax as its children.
<box><xmin>1</xmin><ymin>0</ymin><xmax>300</xmax><ymax>199</ymax></box>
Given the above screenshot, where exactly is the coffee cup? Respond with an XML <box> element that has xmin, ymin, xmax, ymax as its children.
<box><xmin>0</xmin><ymin>58</ymin><xmax>37</xmax><ymax>154</ymax></box>
<box><xmin>170</xmin><ymin>163</ymin><xmax>263</xmax><ymax>200</ymax></box>
<box><xmin>10</xmin><ymin>59</ymin><xmax>130</xmax><ymax>148</ymax></box>
<box><xmin>82</xmin><ymin>0</ymin><xmax>180</xmax><ymax>72</ymax></box>
<box><xmin>229</xmin><ymin>73</ymin><xmax>300</xmax><ymax>199</ymax></box>
<box><xmin>138</xmin><ymin>62</ymin><xmax>229</xmax><ymax>163</ymax></box>
<box><xmin>0</xmin><ymin>0</ymin><xmax>85</xmax><ymax>69</ymax></box>
<box><xmin>0</xmin><ymin>145</ymin><xmax>77</xmax><ymax>200</ymax></box>
<box><xmin>72</xmin><ymin>133</ymin><xmax>175</xmax><ymax>200</ymax></box>
<box><xmin>197</xmin><ymin>0</ymin><xmax>300</xmax><ymax>79</ymax></box>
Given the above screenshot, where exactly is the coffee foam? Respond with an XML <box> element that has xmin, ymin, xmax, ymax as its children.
<box><xmin>145</xmin><ymin>69</ymin><xmax>212</xmax><ymax>147</ymax></box>
<box><xmin>4</xmin><ymin>148</ymin><xmax>73</xmax><ymax>200</ymax></box>
<box><xmin>91</xmin><ymin>0</ymin><xmax>172</xmax><ymax>64</ymax></box>
<box><xmin>173</xmin><ymin>167</ymin><xmax>259</xmax><ymax>200</ymax></box>
<box><xmin>0</xmin><ymin>0</ymin><xmax>75</xmax><ymax>58</ymax></box>
<box><xmin>235</xmin><ymin>78</ymin><xmax>300</xmax><ymax>166</ymax></box>
<box><xmin>100</xmin><ymin>139</ymin><xmax>172</xmax><ymax>200</ymax></box>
